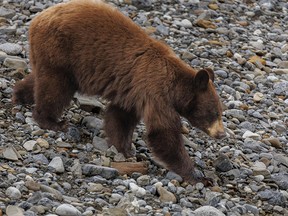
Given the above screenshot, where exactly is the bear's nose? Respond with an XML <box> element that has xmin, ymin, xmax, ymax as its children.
<box><xmin>215</xmin><ymin>131</ymin><xmax>226</xmax><ymax>139</ymax></box>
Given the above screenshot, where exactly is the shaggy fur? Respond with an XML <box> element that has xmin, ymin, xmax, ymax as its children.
<box><xmin>12</xmin><ymin>0</ymin><xmax>225</xmax><ymax>185</ymax></box>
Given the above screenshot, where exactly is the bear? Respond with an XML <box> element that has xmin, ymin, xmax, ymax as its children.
<box><xmin>12</xmin><ymin>0</ymin><xmax>226</xmax><ymax>185</ymax></box>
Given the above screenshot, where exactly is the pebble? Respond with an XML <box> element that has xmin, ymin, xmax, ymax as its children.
<box><xmin>194</xmin><ymin>206</ymin><xmax>225</xmax><ymax>216</ymax></box>
<box><xmin>129</xmin><ymin>182</ymin><xmax>146</xmax><ymax>197</ymax></box>
<box><xmin>6</xmin><ymin>205</ymin><xmax>24</xmax><ymax>216</ymax></box>
<box><xmin>273</xmin><ymin>81</ymin><xmax>288</xmax><ymax>96</ymax></box>
<box><xmin>36</xmin><ymin>138</ymin><xmax>50</xmax><ymax>148</ymax></box>
<box><xmin>3</xmin><ymin>146</ymin><xmax>19</xmax><ymax>161</ymax></box>
<box><xmin>0</xmin><ymin>43</ymin><xmax>22</xmax><ymax>55</ymax></box>
<box><xmin>271</xmin><ymin>173</ymin><xmax>288</xmax><ymax>190</ymax></box>
<box><xmin>55</xmin><ymin>204</ymin><xmax>82</xmax><ymax>216</ymax></box>
<box><xmin>251</xmin><ymin>161</ymin><xmax>270</xmax><ymax>177</ymax></box>
<box><xmin>6</xmin><ymin>187</ymin><xmax>22</xmax><ymax>199</ymax></box>
<box><xmin>48</xmin><ymin>156</ymin><xmax>65</xmax><ymax>173</ymax></box>
<box><xmin>155</xmin><ymin>182</ymin><xmax>177</xmax><ymax>203</ymax></box>
<box><xmin>253</xmin><ymin>92</ymin><xmax>264</xmax><ymax>102</ymax></box>
<box><xmin>23</xmin><ymin>140</ymin><xmax>37</xmax><ymax>151</ymax></box>
<box><xmin>92</xmin><ymin>136</ymin><xmax>109</xmax><ymax>151</ymax></box>
<box><xmin>156</xmin><ymin>24</ymin><xmax>169</xmax><ymax>36</ymax></box>
<box><xmin>213</xmin><ymin>153</ymin><xmax>233</xmax><ymax>172</ymax></box>
<box><xmin>3</xmin><ymin>57</ymin><xmax>28</xmax><ymax>69</ymax></box>
<box><xmin>82</xmin><ymin>164</ymin><xmax>118</xmax><ymax>179</ymax></box>
<box><xmin>242</xmin><ymin>131</ymin><xmax>261</xmax><ymax>140</ymax></box>
<box><xmin>179</xmin><ymin>19</ymin><xmax>192</xmax><ymax>28</ymax></box>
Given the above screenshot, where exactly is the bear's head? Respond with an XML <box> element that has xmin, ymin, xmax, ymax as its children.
<box><xmin>176</xmin><ymin>68</ymin><xmax>226</xmax><ymax>139</ymax></box>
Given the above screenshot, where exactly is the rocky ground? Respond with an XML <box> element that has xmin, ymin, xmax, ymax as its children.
<box><xmin>0</xmin><ymin>0</ymin><xmax>288</xmax><ymax>215</ymax></box>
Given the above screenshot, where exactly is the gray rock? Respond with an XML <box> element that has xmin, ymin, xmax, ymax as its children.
<box><xmin>239</xmin><ymin>121</ymin><xmax>255</xmax><ymax>132</ymax></box>
<box><xmin>132</xmin><ymin>0</ymin><xmax>152</xmax><ymax>10</ymax></box>
<box><xmin>214</xmin><ymin>153</ymin><xmax>233</xmax><ymax>172</ymax></box>
<box><xmin>0</xmin><ymin>24</ymin><xmax>17</xmax><ymax>35</ymax></box>
<box><xmin>194</xmin><ymin>206</ymin><xmax>225</xmax><ymax>216</ymax></box>
<box><xmin>258</xmin><ymin>189</ymin><xmax>287</xmax><ymax>207</ymax></box>
<box><xmin>156</xmin><ymin>24</ymin><xmax>169</xmax><ymax>36</ymax></box>
<box><xmin>273</xmin><ymin>81</ymin><xmax>288</xmax><ymax>96</ymax></box>
<box><xmin>27</xmin><ymin>191</ymin><xmax>42</xmax><ymax>204</ymax></box>
<box><xmin>0</xmin><ymin>7</ymin><xmax>16</xmax><ymax>19</ymax></box>
<box><xmin>214</xmin><ymin>70</ymin><xmax>228</xmax><ymax>78</ymax></box>
<box><xmin>136</xmin><ymin>175</ymin><xmax>150</xmax><ymax>186</ymax></box>
<box><xmin>165</xmin><ymin>171</ymin><xmax>183</xmax><ymax>182</ymax></box>
<box><xmin>40</xmin><ymin>184</ymin><xmax>63</xmax><ymax>201</ymax></box>
<box><xmin>48</xmin><ymin>156</ymin><xmax>65</xmax><ymax>173</ymax></box>
<box><xmin>32</xmin><ymin>154</ymin><xmax>49</xmax><ymax>164</ymax></box>
<box><xmin>251</xmin><ymin>161</ymin><xmax>270</xmax><ymax>177</ymax></box>
<box><xmin>74</xmin><ymin>93</ymin><xmax>104</xmax><ymax>112</ymax></box>
<box><xmin>82</xmin><ymin>116</ymin><xmax>103</xmax><ymax>130</ymax></box>
<box><xmin>92</xmin><ymin>136</ymin><xmax>109</xmax><ymax>151</ymax></box>
<box><xmin>0</xmin><ymin>43</ymin><xmax>22</xmax><ymax>55</ymax></box>
<box><xmin>224</xmin><ymin>109</ymin><xmax>245</xmax><ymax>121</ymax></box>
<box><xmin>55</xmin><ymin>204</ymin><xmax>82</xmax><ymax>216</ymax></box>
<box><xmin>271</xmin><ymin>173</ymin><xmax>288</xmax><ymax>190</ymax></box>
<box><xmin>82</xmin><ymin>164</ymin><xmax>118</xmax><ymax>179</ymax></box>
<box><xmin>6</xmin><ymin>187</ymin><xmax>22</xmax><ymax>199</ymax></box>
<box><xmin>30</xmin><ymin>3</ymin><xmax>45</xmax><ymax>13</ymax></box>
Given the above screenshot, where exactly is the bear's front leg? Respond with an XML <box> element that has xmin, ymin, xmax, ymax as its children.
<box><xmin>144</xmin><ymin>105</ymin><xmax>212</xmax><ymax>186</ymax></box>
<box><xmin>104</xmin><ymin>104</ymin><xmax>140</xmax><ymax>157</ymax></box>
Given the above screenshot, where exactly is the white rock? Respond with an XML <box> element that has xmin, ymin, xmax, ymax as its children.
<box><xmin>6</xmin><ymin>205</ymin><xmax>24</xmax><ymax>216</ymax></box>
<box><xmin>6</xmin><ymin>187</ymin><xmax>22</xmax><ymax>199</ymax></box>
<box><xmin>253</xmin><ymin>29</ymin><xmax>262</xmax><ymax>35</ymax></box>
<box><xmin>252</xmin><ymin>161</ymin><xmax>266</xmax><ymax>170</ymax></box>
<box><xmin>55</xmin><ymin>204</ymin><xmax>81</xmax><ymax>216</ymax></box>
<box><xmin>48</xmin><ymin>156</ymin><xmax>65</xmax><ymax>173</ymax></box>
<box><xmin>250</xmin><ymin>40</ymin><xmax>265</xmax><ymax>50</ymax></box>
<box><xmin>129</xmin><ymin>182</ymin><xmax>146</xmax><ymax>197</ymax></box>
<box><xmin>267</xmin><ymin>75</ymin><xmax>279</xmax><ymax>82</ymax></box>
<box><xmin>242</xmin><ymin>131</ymin><xmax>261</xmax><ymax>140</ymax></box>
<box><xmin>253</xmin><ymin>92</ymin><xmax>264</xmax><ymax>102</ymax></box>
<box><xmin>23</xmin><ymin>140</ymin><xmax>37</xmax><ymax>151</ymax></box>
<box><xmin>180</xmin><ymin>19</ymin><xmax>192</xmax><ymax>28</ymax></box>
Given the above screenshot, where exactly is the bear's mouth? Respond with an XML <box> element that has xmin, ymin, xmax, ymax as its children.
<box><xmin>206</xmin><ymin>119</ymin><xmax>226</xmax><ymax>139</ymax></box>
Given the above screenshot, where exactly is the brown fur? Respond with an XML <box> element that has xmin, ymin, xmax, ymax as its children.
<box><xmin>12</xmin><ymin>0</ymin><xmax>225</xmax><ymax>185</ymax></box>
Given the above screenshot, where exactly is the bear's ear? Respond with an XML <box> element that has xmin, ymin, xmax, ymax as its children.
<box><xmin>204</xmin><ymin>68</ymin><xmax>214</xmax><ymax>82</ymax></box>
<box><xmin>194</xmin><ymin>69</ymin><xmax>210</xmax><ymax>91</ymax></box>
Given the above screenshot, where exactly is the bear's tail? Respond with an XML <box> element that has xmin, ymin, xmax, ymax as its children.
<box><xmin>12</xmin><ymin>73</ymin><xmax>35</xmax><ymax>105</ymax></box>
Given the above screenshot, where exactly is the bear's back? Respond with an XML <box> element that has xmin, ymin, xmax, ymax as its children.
<box><xmin>30</xmin><ymin>0</ymin><xmax>149</xmax><ymax>47</ymax></box>
<box><xmin>28</xmin><ymin>0</ymin><xmax>163</xmax><ymax>71</ymax></box>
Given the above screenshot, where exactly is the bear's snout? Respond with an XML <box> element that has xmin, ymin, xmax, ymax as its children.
<box><xmin>207</xmin><ymin>119</ymin><xmax>226</xmax><ymax>139</ymax></box>
<box><xmin>213</xmin><ymin>131</ymin><xmax>226</xmax><ymax>139</ymax></box>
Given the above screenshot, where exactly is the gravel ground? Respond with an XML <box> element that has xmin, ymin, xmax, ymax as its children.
<box><xmin>0</xmin><ymin>0</ymin><xmax>288</xmax><ymax>215</ymax></box>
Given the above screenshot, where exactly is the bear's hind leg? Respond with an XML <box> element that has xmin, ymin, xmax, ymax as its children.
<box><xmin>12</xmin><ymin>73</ymin><xmax>35</xmax><ymax>105</ymax></box>
<box><xmin>33</xmin><ymin>68</ymin><xmax>77</xmax><ymax>131</ymax></box>
<box><xmin>104</xmin><ymin>104</ymin><xmax>140</xmax><ymax>157</ymax></box>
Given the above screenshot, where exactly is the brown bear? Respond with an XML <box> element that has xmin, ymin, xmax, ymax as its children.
<box><xmin>12</xmin><ymin>0</ymin><xmax>226</xmax><ymax>185</ymax></box>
